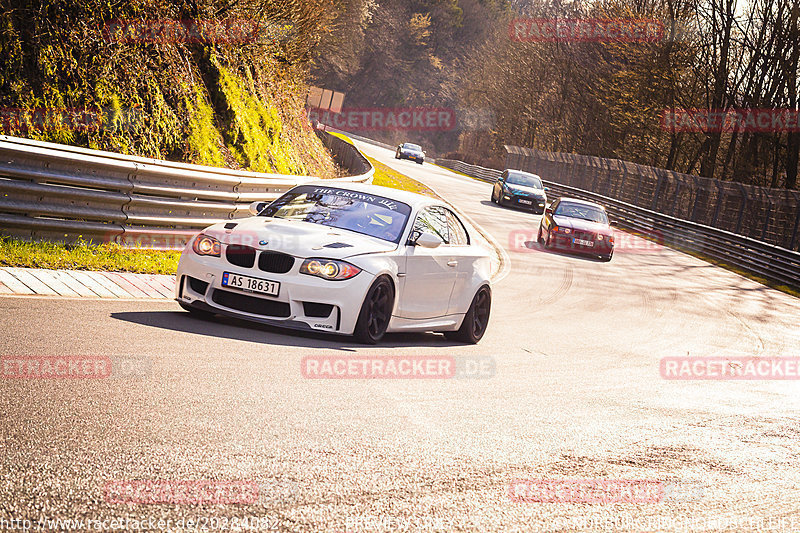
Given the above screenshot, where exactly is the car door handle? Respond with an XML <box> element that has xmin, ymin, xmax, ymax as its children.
<box><xmin>447</xmin><ymin>260</ymin><xmax>458</xmax><ymax>267</ymax></box>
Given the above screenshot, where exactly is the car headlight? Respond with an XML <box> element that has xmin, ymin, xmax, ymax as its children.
<box><xmin>192</xmin><ymin>234</ymin><xmax>221</xmax><ymax>257</ymax></box>
<box><xmin>300</xmin><ymin>258</ymin><xmax>361</xmax><ymax>281</ymax></box>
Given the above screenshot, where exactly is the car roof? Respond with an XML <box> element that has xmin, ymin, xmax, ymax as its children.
<box><xmin>556</xmin><ymin>197</ymin><xmax>607</xmax><ymax>210</ymax></box>
<box><xmin>303</xmin><ymin>180</ymin><xmax>439</xmax><ymax>209</ymax></box>
<box><xmin>507</xmin><ymin>169</ymin><xmax>540</xmax><ymax>178</ymax></box>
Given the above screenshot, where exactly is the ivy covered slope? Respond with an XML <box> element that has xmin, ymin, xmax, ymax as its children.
<box><xmin>0</xmin><ymin>0</ymin><xmax>338</xmax><ymax>177</ymax></box>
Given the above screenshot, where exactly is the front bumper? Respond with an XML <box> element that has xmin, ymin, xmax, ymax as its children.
<box><xmin>399</xmin><ymin>152</ymin><xmax>424</xmax><ymax>162</ymax></box>
<box><xmin>550</xmin><ymin>234</ymin><xmax>614</xmax><ymax>255</ymax></box>
<box><xmin>175</xmin><ymin>250</ymin><xmax>375</xmax><ymax>335</ymax></box>
<box><xmin>503</xmin><ymin>193</ymin><xmax>546</xmax><ymax>212</ymax></box>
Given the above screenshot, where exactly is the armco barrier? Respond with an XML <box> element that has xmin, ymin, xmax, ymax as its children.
<box><xmin>435</xmin><ymin>158</ymin><xmax>800</xmax><ymax>289</ymax></box>
<box><xmin>0</xmin><ymin>130</ymin><xmax>373</xmax><ymax>248</ymax></box>
<box><xmin>505</xmin><ymin>144</ymin><xmax>800</xmax><ymax>252</ymax></box>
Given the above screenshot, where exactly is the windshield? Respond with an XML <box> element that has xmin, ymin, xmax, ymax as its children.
<box><xmin>404</xmin><ymin>143</ymin><xmax>422</xmax><ymax>151</ymax></box>
<box><xmin>506</xmin><ymin>172</ymin><xmax>543</xmax><ymax>189</ymax></box>
<box><xmin>553</xmin><ymin>202</ymin><xmax>608</xmax><ymax>224</ymax></box>
<box><xmin>260</xmin><ymin>185</ymin><xmax>412</xmax><ymax>243</ymax></box>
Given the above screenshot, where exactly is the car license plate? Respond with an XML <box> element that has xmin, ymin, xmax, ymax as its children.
<box><xmin>574</xmin><ymin>238</ymin><xmax>594</xmax><ymax>247</ymax></box>
<box><xmin>222</xmin><ymin>272</ymin><xmax>280</xmax><ymax>297</ymax></box>
<box><xmin>518</xmin><ymin>199</ymin><xmax>533</xmax><ymax>205</ymax></box>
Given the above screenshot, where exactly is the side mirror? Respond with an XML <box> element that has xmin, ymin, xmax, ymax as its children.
<box><xmin>411</xmin><ymin>231</ymin><xmax>442</xmax><ymax>249</ymax></box>
<box><xmin>248</xmin><ymin>201</ymin><xmax>268</xmax><ymax>216</ymax></box>
<box><xmin>609</xmin><ymin>220</ymin><xmax>618</xmax><ymax>227</ymax></box>
<box><xmin>544</xmin><ymin>187</ymin><xmax>550</xmax><ymax>193</ymax></box>
<box><xmin>545</xmin><ymin>207</ymin><xmax>553</xmax><ymax>215</ymax></box>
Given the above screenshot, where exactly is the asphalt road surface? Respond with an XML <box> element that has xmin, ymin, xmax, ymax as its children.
<box><xmin>2</xmin><ymin>141</ymin><xmax>800</xmax><ymax>532</ymax></box>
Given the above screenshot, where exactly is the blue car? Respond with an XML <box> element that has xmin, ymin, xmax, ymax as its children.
<box><xmin>491</xmin><ymin>169</ymin><xmax>548</xmax><ymax>214</ymax></box>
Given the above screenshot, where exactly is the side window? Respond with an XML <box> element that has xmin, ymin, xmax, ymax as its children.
<box><xmin>445</xmin><ymin>209</ymin><xmax>470</xmax><ymax>245</ymax></box>
<box><xmin>412</xmin><ymin>207</ymin><xmax>449</xmax><ymax>244</ymax></box>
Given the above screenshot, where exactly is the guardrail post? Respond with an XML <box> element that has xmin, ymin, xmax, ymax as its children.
<box><xmin>671</xmin><ymin>179</ymin><xmax>682</xmax><ymax>217</ymax></box>
<box><xmin>689</xmin><ymin>176</ymin><xmax>702</xmax><ymax>222</ymax></box>
<box><xmin>761</xmin><ymin>190</ymin><xmax>773</xmax><ymax>242</ymax></box>
<box><xmin>603</xmin><ymin>161</ymin><xmax>613</xmax><ymax>197</ymax></box>
<box><xmin>652</xmin><ymin>171</ymin><xmax>665</xmax><ymax>211</ymax></box>
<box><xmin>617</xmin><ymin>162</ymin><xmax>628</xmax><ymax>199</ymax></box>
<box><xmin>790</xmin><ymin>191</ymin><xmax>800</xmax><ymax>251</ymax></box>
<box><xmin>735</xmin><ymin>183</ymin><xmax>748</xmax><ymax>235</ymax></box>
<box><xmin>711</xmin><ymin>182</ymin><xmax>724</xmax><ymax>227</ymax></box>
<box><xmin>633</xmin><ymin>164</ymin><xmax>643</xmax><ymax>206</ymax></box>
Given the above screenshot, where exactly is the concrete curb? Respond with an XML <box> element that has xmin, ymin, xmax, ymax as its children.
<box><xmin>0</xmin><ymin>267</ymin><xmax>174</xmax><ymax>299</ymax></box>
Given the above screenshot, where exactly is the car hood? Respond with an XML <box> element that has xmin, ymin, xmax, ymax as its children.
<box><xmin>552</xmin><ymin>216</ymin><xmax>610</xmax><ymax>234</ymax></box>
<box><xmin>202</xmin><ymin>217</ymin><xmax>398</xmax><ymax>259</ymax></box>
<box><xmin>506</xmin><ymin>184</ymin><xmax>546</xmax><ymax>197</ymax></box>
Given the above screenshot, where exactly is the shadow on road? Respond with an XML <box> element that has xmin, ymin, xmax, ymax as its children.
<box><xmin>110</xmin><ymin>311</ymin><xmax>464</xmax><ymax>349</ymax></box>
<box><xmin>512</xmin><ymin>239</ymin><xmax>608</xmax><ymax>262</ymax></box>
<box><xmin>478</xmin><ymin>199</ymin><xmax>544</xmax><ymax>216</ymax></box>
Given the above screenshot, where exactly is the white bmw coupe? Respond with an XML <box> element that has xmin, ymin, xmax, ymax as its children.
<box><xmin>176</xmin><ymin>183</ymin><xmax>492</xmax><ymax>344</ymax></box>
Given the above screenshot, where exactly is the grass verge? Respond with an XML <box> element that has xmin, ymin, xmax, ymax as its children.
<box><xmin>0</xmin><ymin>237</ymin><xmax>180</xmax><ymax>275</ymax></box>
<box><xmin>367</xmin><ymin>156</ymin><xmax>437</xmax><ymax>198</ymax></box>
<box><xmin>326</xmin><ymin>130</ymin><xmax>436</xmax><ymax>198</ymax></box>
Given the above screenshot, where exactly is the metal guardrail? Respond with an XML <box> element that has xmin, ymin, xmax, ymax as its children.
<box><xmin>0</xmin><ymin>130</ymin><xmax>373</xmax><ymax>248</ymax></box>
<box><xmin>505</xmin><ymin>144</ymin><xmax>800</xmax><ymax>252</ymax></box>
<box><xmin>435</xmin><ymin>159</ymin><xmax>497</xmax><ymax>181</ymax></box>
<box><xmin>436</xmin><ymin>158</ymin><xmax>800</xmax><ymax>289</ymax></box>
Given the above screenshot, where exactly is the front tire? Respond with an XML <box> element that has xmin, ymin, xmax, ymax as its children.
<box><xmin>537</xmin><ymin>226</ymin><xmax>543</xmax><ymax>244</ymax></box>
<box><xmin>600</xmin><ymin>250</ymin><xmax>613</xmax><ymax>262</ymax></box>
<box><xmin>545</xmin><ymin>230</ymin><xmax>553</xmax><ymax>249</ymax></box>
<box><xmin>445</xmin><ymin>286</ymin><xmax>491</xmax><ymax>344</ymax></box>
<box><xmin>353</xmin><ymin>276</ymin><xmax>394</xmax><ymax>344</ymax></box>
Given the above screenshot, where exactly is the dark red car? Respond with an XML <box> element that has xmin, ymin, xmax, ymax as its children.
<box><xmin>537</xmin><ymin>197</ymin><xmax>616</xmax><ymax>261</ymax></box>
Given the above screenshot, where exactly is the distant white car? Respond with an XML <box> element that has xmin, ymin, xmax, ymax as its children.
<box><xmin>395</xmin><ymin>142</ymin><xmax>425</xmax><ymax>164</ymax></box>
<box><xmin>176</xmin><ymin>183</ymin><xmax>492</xmax><ymax>344</ymax></box>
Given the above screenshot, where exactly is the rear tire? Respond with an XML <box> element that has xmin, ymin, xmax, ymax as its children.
<box><xmin>353</xmin><ymin>277</ymin><xmax>394</xmax><ymax>344</ymax></box>
<box><xmin>445</xmin><ymin>286</ymin><xmax>491</xmax><ymax>344</ymax></box>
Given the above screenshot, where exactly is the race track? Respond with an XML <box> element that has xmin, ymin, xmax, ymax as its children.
<box><xmin>1</xmin><ymin>140</ymin><xmax>800</xmax><ymax>532</ymax></box>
